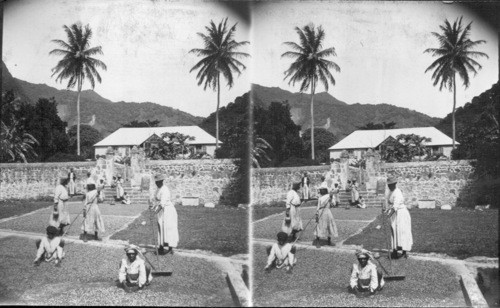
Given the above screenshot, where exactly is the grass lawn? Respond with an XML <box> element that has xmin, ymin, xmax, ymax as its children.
<box><xmin>111</xmin><ymin>206</ymin><xmax>248</xmax><ymax>257</ymax></box>
<box><xmin>0</xmin><ymin>200</ymin><xmax>53</xmax><ymax>220</ymax></box>
<box><xmin>252</xmin><ymin>245</ymin><xmax>465</xmax><ymax>307</ymax></box>
<box><xmin>344</xmin><ymin>208</ymin><xmax>499</xmax><ymax>259</ymax></box>
<box><xmin>0</xmin><ymin>236</ymin><xmax>234</xmax><ymax>306</ymax></box>
<box><xmin>253</xmin><ymin>207</ymin><xmax>379</xmax><ymax>245</ymax></box>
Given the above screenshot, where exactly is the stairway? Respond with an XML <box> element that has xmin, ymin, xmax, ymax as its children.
<box><xmin>336</xmin><ymin>191</ymin><xmax>385</xmax><ymax>207</ymax></box>
<box><xmin>101</xmin><ymin>181</ymin><xmax>150</xmax><ymax>204</ymax></box>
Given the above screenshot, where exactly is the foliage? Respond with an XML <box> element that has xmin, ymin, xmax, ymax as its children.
<box><xmin>189</xmin><ymin>17</ymin><xmax>250</xmax><ymax>149</ymax></box>
<box><xmin>50</xmin><ymin>22</ymin><xmax>107</xmax><ymax>155</ymax></box>
<box><xmin>67</xmin><ymin>125</ymin><xmax>102</xmax><ymax>159</ymax></box>
<box><xmin>356</xmin><ymin>121</ymin><xmax>396</xmax><ymax>130</ymax></box>
<box><xmin>45</xmin><ymin>153</ymin><xmax>86</xmax><ymax>162</ymax></box>
<box><xmin>148</xmin><ymin>132</ymin><xmax>195</xmax><ymax>160</ymax></box>
<box><xmin>279</xmin><ymin>156</ymin><xmax>320</xmax><ymax>167</ymax></box>
<box><xmin>252</xmin><ymin>137</ymin><xmax>273</xmax><ymax>168</ymax></box>
<box><xmin>0</xmin><ymin>119</ymin><xmax>38</xmax><ymax>163</ymax></box>
<box><xmin>254</xmin><ymin>101</ymin><xmax>304</xmax><ymax>167</ymax></box>
<box><xmin>301</xmin><ymin>127</ymin><xmax>338</xmax><ymax>163</ymax></box>
<box><xmin>424</xmin><ymin>16</ymin><xmax>489</xmax><ymax>148</ymax></box>
<box><xmin>383</xmin><ymin>134</ymin><xmax>431</xmax><ymax>162</ymax></box>
<box><xmin>281</xmin><ymin>23</ymin><xmax>340</xmax><ymax>160</ymax></box>
<box><xmin>121</xmin><ymin>119</ymin><xmax>160</xmax><ymax>128</ymax></box>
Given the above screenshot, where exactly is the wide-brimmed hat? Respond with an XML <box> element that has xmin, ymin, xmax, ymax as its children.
<box><xmin>46</xmin><ymin>226</ymin><xmax>59</xmax><ymax>236</ymax></box>
<box><xmin>387</xmin><ymin>176</ymin><xmax>398</xmax><ymax>185</ymax></box>
<box><xmin>124</xmin><ymin>244</ymin><xmax>140</xmax><ymax>255</ymax></box>
<box><xmin>154</xmin><ymin>174</ymin><xmax>166</xmax><ymax>182</ymax></box>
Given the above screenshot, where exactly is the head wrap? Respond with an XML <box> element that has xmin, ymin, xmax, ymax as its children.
<box><xmin>124</xmin><ymin>244</ymin><xmax>141</xmax><ymax>255</ymax></box>
<box><xmin>355</xmin><ymin>248</ymin><xmax>372</xmax><ymax>260</ymax></box>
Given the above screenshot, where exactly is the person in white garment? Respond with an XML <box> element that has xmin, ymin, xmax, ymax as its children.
<box><xmin>301</xmin><ymin>173</ymin><xmax>310</xmax><ymax>200</ymax></box>
<box><xmin>115</xmin><ymin>175</ymin><xmax>125</xmax><ymax>201</ymax></box>
<box><xmin>49</xmin><ymin>176</ymin><xmax>71</xmax><ymax>235</ymax></box>
<box><xmin>81</xmin><ymin>184</ymin><xmax>105</xmax><ymax>242</ymax></box>
<box><xmin>67</xmin><ymin>168</ymin><xmax>76</xmax><ymax>196</ymax></box>
<box><xmin>314</xmin><ymin>188</ymin><xmax>338</xmax><ymax>246</ymax></box>
<box><xmin>330</xmin><ymin>182</ymin><xmax>341</xmax><ymax>207</ymax></box>
<box><xmin>34</xmin><ymin>226</ymin><xmax>65</xmax><ymax>267</ymax></box>
<box><xmin>282</xmin><ymin>182</ymin><xmax>303</xmax><ymax>241</ymax></box>
<box><xmin>264</xmin><ymin>232</ymin><xmax>297</xmax><ymax>273</ymax></box>
<box><xmin>348</xmin><ymin>249</ymin><xmax>384</xmax><ymax>296</ymax></box>
<box><xmin>384</xmin><ymin>176</ymin><xmax>413</xmax><ymax>259</ymax></box>
<box><xmin>351</xmin><ymin>179</ymin><xmax>360</xmax><ymax>206</ymax></box>
<box><xmin>150</xmin><ymin>174</ymin><xmax>179</xmax><ymax>255</ymax></box>
<box><xmin>118</xmin><ymin>244</ymin><xmax>153</xmax><ymax>292</ymax></box>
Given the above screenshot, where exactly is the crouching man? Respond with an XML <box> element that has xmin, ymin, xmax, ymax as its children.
<box><xmin>348</xmin><ymin>249</ymin><xmax>385</xmax><ymax>296</ymax></box>
<box><xmin>118</xmin><ymin>244</ymin><xmax>153</xmax><ymax>292</ymax></box>
<box><xmin>264</xmin><ymin>231</ymin><xmax>297</xmax><ymax>273</ymax></box>
<box><xmin>34</xmin><ymin>226</ymin><xmax>65</xmax><ymax>267</ymax></box>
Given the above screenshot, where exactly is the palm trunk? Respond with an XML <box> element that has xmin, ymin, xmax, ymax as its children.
<box><xmin>310</xmin><ymin>80</ymin><xmax>316</xmax><ymax>160</ymax></box>
<box><xmin>216</xmin><ymin>73</ymin><xmax>220</xmax><ymax>151</ymax></box>
<box><xmin>77</xmin><ymin>76</ymin><xmax>82</xmax><ymax>156</ymax></box>
<box><xmin>452</xmin><ymin>73</ymin><xmax>456</xmax><ymax>150</ymax></box>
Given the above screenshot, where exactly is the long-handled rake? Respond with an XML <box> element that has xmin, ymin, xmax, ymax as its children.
<box><xmin>145</xmin><ymin>201</ymin><xmax>173</xmax><ymax>277</ymax></box>
<box><xmin>380</xmin><ymin>205</ymin><xmax>405</xmax><ymax>281</ymax></box>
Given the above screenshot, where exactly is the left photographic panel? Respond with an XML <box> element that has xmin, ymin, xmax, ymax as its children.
<box><xmin>1</xmin><ymin>0</ymin><xmax>251</xmax><ymax>306</ymax></box>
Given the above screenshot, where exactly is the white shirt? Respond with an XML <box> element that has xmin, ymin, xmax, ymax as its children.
<box><xmin>35</xmin><ymin>236</ymin><xmax>63</xmax><ymax>262</ymax></box>
<box><xmin>266</xmin><ymin>243</ymin><xmax>295</xmax><ymax>268</ymax></box>
<box><xmin>350</xmin><ymin>260</ymin><xmax>379</xmax><ymax>292</ymax></box>
<box><xmin>386</xmin><ymin>187</ymin><xmax>406</xmax><ymax>210</ymax></box>
<box><xmin>285</xmin><ymin>190</ymin><xmax>301</xmax><ymax>209</ymax></box>
<box><xmin>118</xmin><ymin>257</ymin><xmax>148</xmax><ymax>287</ymax></box>
<box><xmin>54</xmin><ymin>184</ymin><xmax>69</xmax><ymax>203</ymax></box>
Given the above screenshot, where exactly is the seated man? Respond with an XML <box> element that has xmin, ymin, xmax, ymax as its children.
<box><xmin>264</xmin><ymin>231</ymin><xmax>297</xmax><ymax>273</ymax></box>
<box><xmin>34</xmin><ymin>226</ymin><xmax>65</xmax><ymax>267</ymax></box>
<box><xmin>118</xmin><ymin>244</ymin><xmax>153</xmax><ymax>292</ymax></box>
<box><xmin>348</xmin><ymin>249</ymin><xmax>384</xmax><ymax>295</ymax></box>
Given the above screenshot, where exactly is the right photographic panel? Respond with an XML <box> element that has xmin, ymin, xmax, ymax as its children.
<box><xmin>249</xmin><ymin>1</ymin><xmax>499</xmax><ymax>307</ymax></box>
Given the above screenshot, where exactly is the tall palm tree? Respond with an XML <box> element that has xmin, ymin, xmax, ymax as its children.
<box><xmin>424</xmin><ymin>16</ymin><xmax>488</xmax><ymax>150</ymax></box>
<box><xmin>189</xmin><ymin>18</ymin><xmax>250</xmax><ymax>150</ymax></box>
<box><xmin>50</xmin><ymin>23</ymin><xmax>107</xmax><ymax>156</ymax></box>
<box><xmin>282</xmin><ymin>24</ymin><xmax>340</xmax><ymax>160</ymax></box>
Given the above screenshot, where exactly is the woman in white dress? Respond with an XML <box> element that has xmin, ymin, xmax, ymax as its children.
<box><xmin>49</xmin><ymin>177</ymin><xmax>71</xmax><ymax>235</ymax></box>
<box><xmin>115</xmin><ymin>175</ymin><xmax>125</xmax><ymax>201</ymax></box>
<box><xmin>81</xmin><ymin>183</ymin><xmax>105</xmax><ymax>242</ymax></box>
<box><xmin>67</xmin><ymin>168</ymin><xmax>76</xmax><ymax>196</ymax></box>
<box><xmin>384</xmin><ymin>176</ymin><xmax>413</xmax><ymax>259</ymax></box>
<box><xmin>314</xmin><ymin>188</ymin><xmax>338</xmax><ymax>245</ymax></box>
<box><xmin>150</xmin><ymin>174</ymin><xmax>178</xmax><ymax>255</ymax></box>
<box><xmin>301</xmin><ymin>173</ymin><xmax>310</xmax><ymax>200</ymax></box>
<box><xmin>282</xmin><ymin>182</ymin><xmax>303</xmax><ymax>241</ymax></box>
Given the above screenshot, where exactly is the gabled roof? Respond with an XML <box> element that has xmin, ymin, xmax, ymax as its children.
<box><xmin>328</xmin><ymin>127</ymin><xmax>457</xmax><ymax>150</ymax></box>
<box><xmin>94</xmin><ymin>126</ymin><xmax>220</xmax><ymax>147</ymax></box>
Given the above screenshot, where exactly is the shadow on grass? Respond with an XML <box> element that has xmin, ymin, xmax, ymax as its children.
<box><xmin>343</xmin><ymin>208</ymin><xmax>499</xmax><ymax>259</ymax></box>
<box><xmin>0</xmin><ymin>200</ymin><xmax>53</xmax><ymax>220</ymax></box>
<box><xmin>111</xmin><ymin>206</ymin><xmax>248</xmax><ymax>257</ymax></box>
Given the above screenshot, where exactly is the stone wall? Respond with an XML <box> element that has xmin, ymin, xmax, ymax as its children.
<box><xmin>251</xmin><ymin>165</ymin><xmax>330</xmax><ymax>205</ymax></box>
<box><xmin>143</xmin><ymin>159</ymin><xmax>241</xmax><ymax>205</ymax></box>
<box><xmin>381</xmin><ymin>160</ymin><xmax>477</xmax><ymax>208</ymax></box>
<box><xmin>0</xmin><ymin>162</ymin><xmax>96</xmax><ymax>200</ymax></box>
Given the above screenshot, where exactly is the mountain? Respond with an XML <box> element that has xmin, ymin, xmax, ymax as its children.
<box><xmin>251</xmin><ymin>84</ymin><xmax>442</xmax><ymax>139</ymax></box>
<box><xmin>2</xmin><ymin>62</ymin><xmax>203</xmax><ymax>137</ymax></box>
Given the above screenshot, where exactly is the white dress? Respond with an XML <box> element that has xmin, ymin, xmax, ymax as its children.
<box><xmin>386</xmin><ymin>187</ymin><xmax>413</xmax><ymax>251</ymax></box>
<box><xmin>314</xmin><ymin>194</ymin><xmax>338</xmax><ymax>239</ymax></box>
<box><xmin>49</xmin><ymin>184</ymin><xmax>70</xmax><ymax>226</ymax></box>
<box><xmin>68</xmin><ymin>172</ymin><xmax>76</xmax><ymax>195</ymax></box>
<box><xmin>282</xmin><ymin>190</ymin><xmax>303</xmax><ymax>234</ymax></box>
<box><xmin>155</xmin><ymin>185</ymin><xmax>179</xmax><ymax>248</ymax></box>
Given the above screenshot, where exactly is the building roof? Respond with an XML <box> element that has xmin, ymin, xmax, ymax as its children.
<box><xmin>94</xmin><ymin>126</ymin><xmax>220</xmax><ymax>147</ymax></box>
<box><xmin>328</xmin><ymin>127</ymin><xmax>458</xmax><ymax>151</ymax></box>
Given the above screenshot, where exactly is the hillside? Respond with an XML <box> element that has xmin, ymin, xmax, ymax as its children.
<box><xmin>251</xmin><ymin>84</ymin><xmax>441</xmax><ymax>139</ymax></box>
<box><xmin>2</xmin><ymin>62</ymin><xmax>203</xmax><ymax>137</ymax></box>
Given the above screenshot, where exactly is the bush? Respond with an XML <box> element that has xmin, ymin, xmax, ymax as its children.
<box><xmin>279</xmin><ymin>156</ymin><xmax>320</xmax><ymax>167</ymax></box>
<box><xmin>45</xmin><ymin>153</ymin><xmax>86</xmax><ymax>162</ymax></box>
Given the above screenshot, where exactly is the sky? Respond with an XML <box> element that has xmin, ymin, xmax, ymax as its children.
<box><xmin>3</xmin><ymin>0</ymin><xmax>499</xmax><ymax>119</ymax></box>
<box><xmin>2</xmin><ymin>0</ymin><xmax>251</xmax><ymax>118</ymax></box>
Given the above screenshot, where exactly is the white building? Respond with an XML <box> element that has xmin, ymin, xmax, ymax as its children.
<box><xmin>94</xmin><ymin>126</ymin><xmax>220</xmax><ymax>158</ymax></box>
<box><xmin>328</xmin><ymin>127</ymin><xmax>457</xmax><ymax>160</ymax></box>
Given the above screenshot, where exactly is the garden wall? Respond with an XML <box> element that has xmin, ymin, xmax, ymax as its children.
<box><xmin>141</xmin><ymin>159</ymin><xmax>241</xmax><ymax>205</ymax></box>
<box><xmin>0</xmin><ymin>162</ymin><xmax>96</xmax><ymax>200</ymax></box>
<box><xmin>251</xmin><ymin>165</ymin><xmax>330</xmax><ymax>205</ymax></box>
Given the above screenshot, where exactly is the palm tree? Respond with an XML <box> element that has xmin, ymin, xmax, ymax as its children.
<box><xmin>189</xmin><ymin>18</ymin><xmax>250</xmax><ymax>151</ymax></box>
<box><xmin>252</xmin><ymin>137</ymin><xmax>273</xmax><ymax>168</ymax></box>
<box><xmin>424</xmin><ymin>16</ymin><xmax>488</xmax><ymax>150</ymax></box>
<box><xmin>50</xmin><ymin>23</ymin><xmax>107</xmax><ymax>156</ymax></box>
<box><xmin>282</xmin><ymin>24</ymin><xmax>340</xmax><ymax>160</ymax></box>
